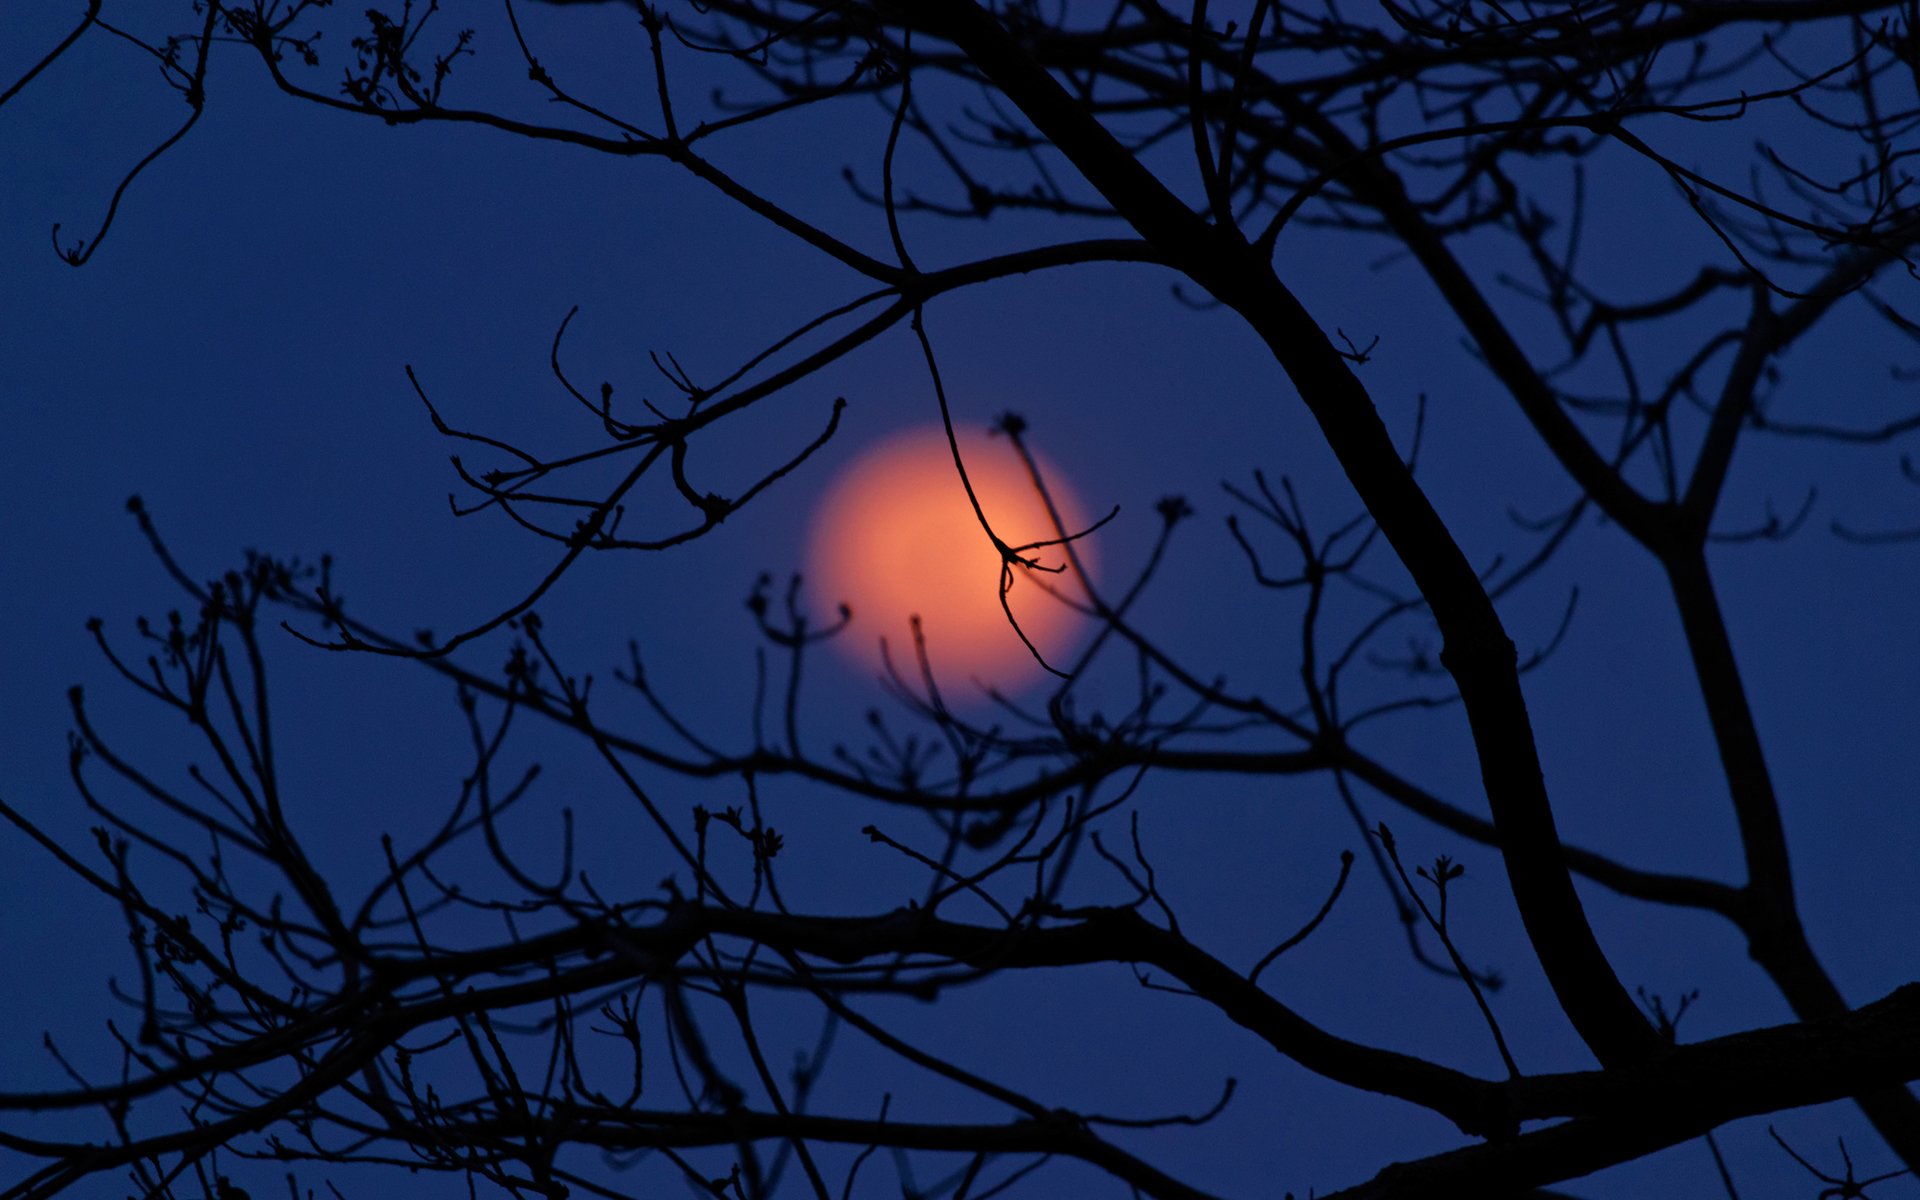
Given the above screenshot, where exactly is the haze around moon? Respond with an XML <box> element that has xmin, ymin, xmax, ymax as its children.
<box><xmin>806</xmin><ymin>424</ymin><xmax>1095</xmax><ymax>693</ymax></box>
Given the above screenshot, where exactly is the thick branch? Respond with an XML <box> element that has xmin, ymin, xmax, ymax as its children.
<box><xmin>1331</xmin><ymin>984</ymin><xmax>1920</xmax><ymax>1198</ymax></box>
<box><xmin>908</xmin><ymin>0</ymin><xmax>1659</xmax><ymax>1066</ymax></box>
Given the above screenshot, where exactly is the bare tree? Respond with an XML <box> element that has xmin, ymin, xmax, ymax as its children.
<box><xmin>4</xmin><ymin>1</ymin><xmax>1920</xmax><ymax>1197</ymax></box>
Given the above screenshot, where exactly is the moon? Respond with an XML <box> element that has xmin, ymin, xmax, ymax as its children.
<box><xmin>806</xmin><ymin>424</ymin><xmax>1095</xmax><ymax>692</ymax></box>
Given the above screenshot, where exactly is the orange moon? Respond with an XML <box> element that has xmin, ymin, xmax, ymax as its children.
<box><xmin>806</xmin><ymin>424</ymin><xmax>1094</xmax><ymax>691</ymax></box>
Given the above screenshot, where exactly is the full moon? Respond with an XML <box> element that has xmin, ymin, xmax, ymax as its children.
<box><xmin>806</xmin><ymin>424</ymin><xmax>1095</xmax><ymax>691</ymax></box>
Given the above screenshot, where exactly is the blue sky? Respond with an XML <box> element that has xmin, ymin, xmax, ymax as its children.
<box><xmin>3</xmin><ymin>4</ymin><xmax>1919</xmax><ymax>1197</ymax></box>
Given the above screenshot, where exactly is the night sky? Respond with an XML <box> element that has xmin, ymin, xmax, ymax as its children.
<box><xmin>4</xmin><ymin>4</ymin><xmax>1919</xmax><ymax>1197</ymax></box>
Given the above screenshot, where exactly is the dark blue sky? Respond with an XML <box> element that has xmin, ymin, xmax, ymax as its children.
<box><xmin>3</xmin><ymin>5</ymin><xmax>1919</xmax><ymax>1197</ymax></box>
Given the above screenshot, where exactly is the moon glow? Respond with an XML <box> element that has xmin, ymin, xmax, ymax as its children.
<box><xmin>806</xmin><ymin>425</ymin><xmax>1094</xmax><ymax>690</ymax></box>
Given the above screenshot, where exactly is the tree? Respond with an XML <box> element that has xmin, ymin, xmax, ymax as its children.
<box><xmin>3</xmin><ymin>1</ymin><xmax>1919</xmax><ymax>1197</ymax></box>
